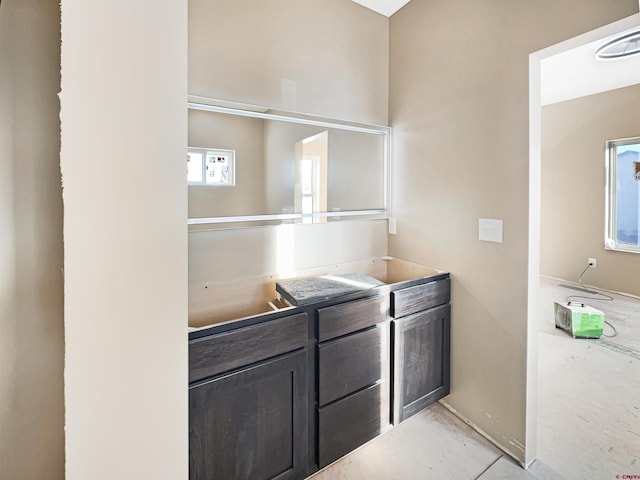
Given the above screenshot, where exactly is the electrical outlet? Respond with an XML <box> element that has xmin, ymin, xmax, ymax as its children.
<box><xmin>388</xmin><ymin>217</ymin><xmax>397</xmax><ymax>235</ymax></box>
<box><xmin>588</xmin><ymin>257</ymin><xmax>597</xmax><ymax>268</ymax></box>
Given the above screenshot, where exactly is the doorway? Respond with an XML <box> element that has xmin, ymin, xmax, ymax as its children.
<box><xmin>296</xmin><ymin>131</ymin><xmax>328</xmax><ymax>222</ymax></box>
<box><xmin>529</xmin><ymin>12</ymin><xmax>640</xmax><ymax>476</ymax></box>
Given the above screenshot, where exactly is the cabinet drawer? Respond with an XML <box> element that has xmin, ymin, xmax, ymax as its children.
<box><xmin>318</xmin><ymin>324</ymin><xmax>388</xmax><ymax>406</ymax></box>
<box><xmin>318</xmin><ymin>295</ymin><xmax>386</xmax><ymax>342</ymax></box>
<box><xmin>391</xmin><ymin>278</ymin><xmax>450</xmax><ymax>318</ymax></box>
<box><xmin>318</xmin><ymin>382</ymin><xmax>389</xmax><ymax>468</ymax></box>
<box><xmin>189</xmin><ymin>312</ymin><xmax>308</xmax><ymax>383</ymax></box>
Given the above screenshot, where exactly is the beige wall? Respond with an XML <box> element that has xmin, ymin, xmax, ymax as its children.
<box><xmin>541</xmin><ymin>84</ymin><xmax>640</xmax><ymax>297</ymax></box>
<box><xmin>188</xmin><ymin>109</ymin><xmax>267</xmax><ymax>218</ymax></box>
<box><xmin>328</xmin><ymin>129</ymin><xmax>385</xmax><ymax>211</ymax></box>
<box><xmin>189</xmin><ymin>0</ymin><xmax>389</xmax><ymax>125</ymax></box>
<box><xmin>61</xmin><ymin>1</ymin><xmax>188</xmax><ymax>479</ymax></box>
<box><xmin>261</xmin><ymin>119</ymin><xmax>385</xmax><ymax>215</ymax></box>
<box><xmin>0</xmin><ymin>1</ymin><xmax>65</xmax><ymax>479</ymax></box>
<box><xmin>189</xmin><ymin>220</ymin><xmax>388</xmax><ymax>286</ymax></box>
<box><xmin>188</xmin><ymin>0</ymin><xmax>390</xmax><ymax>297</ymax></box>
<box><xmin>388</xmin><ymin>0</ymin><xmax>638</xmax><ymax>464</ymax></box>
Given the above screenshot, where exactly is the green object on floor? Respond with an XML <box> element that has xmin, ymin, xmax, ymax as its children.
<box><xmin>554</xmin><ymin>301</ymin><xmax>605</xmax><ymax>339</ymax></box>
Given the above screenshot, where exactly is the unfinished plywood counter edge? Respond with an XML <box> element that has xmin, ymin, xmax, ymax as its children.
<box><xmin>188</xmin><ymin>256</ymin><xmax>445</xmax><ymax>331</ymax></box>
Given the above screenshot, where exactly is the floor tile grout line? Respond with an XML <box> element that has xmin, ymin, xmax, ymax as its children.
<box><xmin>473</xmin><ymin>454</ymin><xmax>503</xmax><ymax>480</ymax></box>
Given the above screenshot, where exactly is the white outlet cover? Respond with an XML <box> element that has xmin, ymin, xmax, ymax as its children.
<box><xmin>389</xmin><ymin>217</ymin><xmax>397</xmax><ymax>234</ymax></box>
<box><xmin>479</xmin><ymin>218</ymin><xmax>503</xmax><ymax>243</ymax></box>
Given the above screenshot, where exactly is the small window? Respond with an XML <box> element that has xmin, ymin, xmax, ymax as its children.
<box><xmin>187</xmin><ymin>147</ymin><xmax>235</xmax><ymax>186</ymax></box>
<box><xmin>606</xmin><ymin>138</ymin><xmax>640</xmax><ymax>253</ymax></box>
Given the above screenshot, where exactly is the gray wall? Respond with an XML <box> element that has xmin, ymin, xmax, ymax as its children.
<box><xmin>0</xmin><ymin>1</ymin><xmax>64</xmax><ymax>478</ymax></box>
<box><xmin>388</xmin><ymin>0</ymin><xmax>638</xmax><ymax>464</ymax></box>
<box><xmin>542</xmin><ymin>84</ymin><xmax>640</xmax><ymax>297</ymax></box>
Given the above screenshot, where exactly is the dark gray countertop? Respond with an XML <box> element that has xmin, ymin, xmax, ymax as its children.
<box><xmin>276</xmin><ymin>272</ymin><xmax>384</xmax><ymax>306</ymax></box>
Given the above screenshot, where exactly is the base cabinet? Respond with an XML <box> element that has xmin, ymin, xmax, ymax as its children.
<box><xmin>189</xmin><ymin>271</ymin><xmax>451</xmax><ymax>479</ymax></box>
<box><xmin>189</xmin><ymin>350</ymin><xmax>308</xmax><ymax>480</ymax></box>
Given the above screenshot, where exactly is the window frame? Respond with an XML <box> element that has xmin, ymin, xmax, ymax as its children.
<box><xmin>605</xmin><ymin>136</ymin><xmax>640</xmax><ymax>254</ymax></box>
<box><xmin>187</xmin><ymin>147</ymin><xmax>236</xmax><ymax>187</ymax></box>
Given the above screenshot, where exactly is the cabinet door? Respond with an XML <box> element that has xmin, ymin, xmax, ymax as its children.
<box><xmin>393</xmin><ymin>303</ymin><xmax>450</xmax><ymax>423</ymax></box>
<box><xmin>189</xmin><ymin>350</ymin><xmax>308</xmax><ymax>480</ymax></box>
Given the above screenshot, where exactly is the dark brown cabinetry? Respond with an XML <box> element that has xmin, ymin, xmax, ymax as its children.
<box><xmin>189</xmin><ymin>312</ymin><xmax>309</xmax><ymax>480</ymax></box>
<box><xmin>188</xmin><ymin>271</ymin><xmax>451</xmax><ymax>479</ymax></box>
<box><xmin>189</xmin><ymin>312</ymin><xmax>308</xmax><ymax>383</ymax></box>
<box><xmin>316</xmin><ymin>295</ymin><xmax>390</xmax><ymax>467</ymax></box>
<box><xmin>190</xmin><ymin>350</ymin><xmax>308</xmax><ymax>480</ymax></box>
<box><xmin>318</xmin><ymin>324</ymin><xmax>387</xmax><ymax>406</ymax></box>
<box><xmin>318</xmin><ymin>382</ymin><xmax>388</xmax><ymax>468</ymax></box>
<box><xmin>391</xmin><ymin>278</ymin><xmax>451</xmax><ymax>423</ymax></box>
<box><xmin>391</xmin><ymin>278</ymin><xmax>451</xmax><ymax>319</ymax></box>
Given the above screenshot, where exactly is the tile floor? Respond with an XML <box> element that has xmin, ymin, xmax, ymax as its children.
<box><xmin>309</xmin><ymin>278</ymin><xmax>640</xmax><ymax>479</ymax></box>
<box><xmin>309</xmin><ymin>402</ymin><xmax>563</xmax><ymax>480</ymax></box>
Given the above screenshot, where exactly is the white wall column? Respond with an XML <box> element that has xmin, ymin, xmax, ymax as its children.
<box><xmin>60</xmin><ymin>1</ymin><xmax>188</xmax><ymax>478</ymax></box>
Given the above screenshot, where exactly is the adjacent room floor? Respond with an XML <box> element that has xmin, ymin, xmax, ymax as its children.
<box><xmin>536</xmin><ymin>277</ymin><xmax>640</xmax><ymax>480</ymax></box>
<box><xmin>310</xmin><ymin>278</ymin><xmax>639</xmax><ymax>479</ymax></box>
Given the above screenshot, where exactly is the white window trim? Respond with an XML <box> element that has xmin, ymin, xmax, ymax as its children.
<box><xmin>188</xmin><ymin>147</ymin><xmax>236</xmax><ymax>187</ymax></box>
<box><xmin>605</xmin><ymin>137</ymin><xmax>640</xmax><ymax>254</ymax></box>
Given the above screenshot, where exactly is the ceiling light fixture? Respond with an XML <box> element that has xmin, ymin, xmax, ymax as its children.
<box><xmin>595</xmin><ymin>29</ymin><xmax>640</xmax><ymax>60</ymax></box>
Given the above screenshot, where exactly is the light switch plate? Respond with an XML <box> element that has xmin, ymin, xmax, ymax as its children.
<box><xmin>479</xmin><ymin>218</ymin><xmax>503</xmax><ymax>243</ymax></box>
